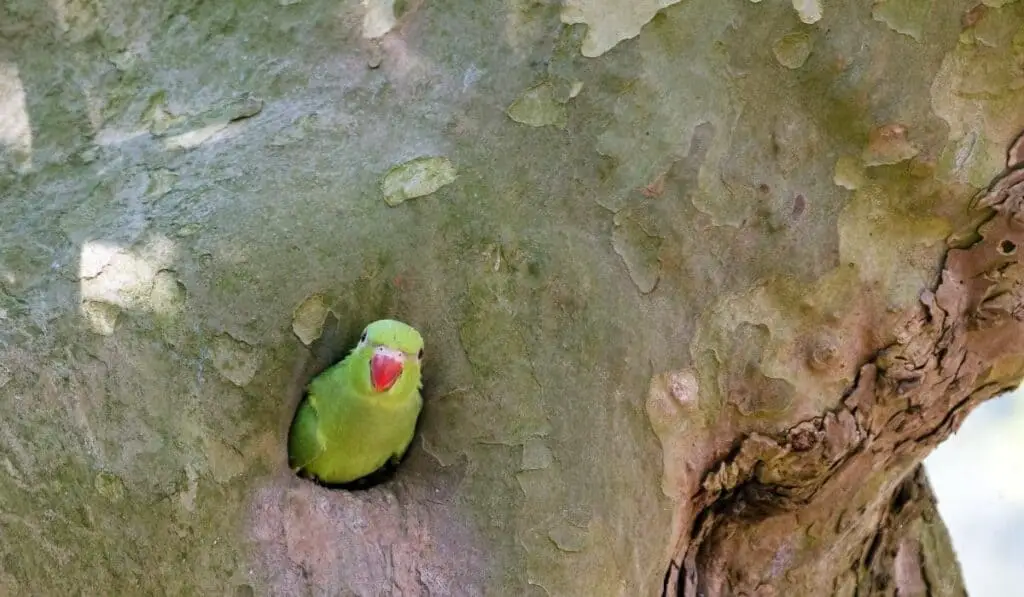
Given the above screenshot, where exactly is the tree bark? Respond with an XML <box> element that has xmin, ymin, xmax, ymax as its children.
<box><xmin>666</xmin><ymin>160</ymin><xmax>1024</xmax><ymax>594</ymax></box>
<box><xmin>2</xmin><ymin>0</ymin><xmax>1023</xmax><ymax>595</ymax></box>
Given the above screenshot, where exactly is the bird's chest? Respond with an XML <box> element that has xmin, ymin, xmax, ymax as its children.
<box><xmin>333</xmin><ymin>396</ymin><xmax>418</xmax><ymax>453</ymax></box>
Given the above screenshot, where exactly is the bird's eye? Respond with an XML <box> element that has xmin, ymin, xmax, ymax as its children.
<box><xmin>417</xmin><ymin>348</ymin><xmax>424</xmax><ymax>360</ymax></box>
<box><xmin>360</xmin><ymin>331</ymin><xmax>367</xmax><ymax>343</ymax></box>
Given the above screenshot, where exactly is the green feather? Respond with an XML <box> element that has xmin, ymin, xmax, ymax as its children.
<box><xmin>288</xmin><ymin>319</ymin><xmax>424</xmax><ymax>485</ymax></box>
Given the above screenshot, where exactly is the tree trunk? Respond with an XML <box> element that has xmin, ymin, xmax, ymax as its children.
<box><xmin>2</xmin><ymin>0</ymin><xmax>1023</xmax><ymax>595</ymax></box>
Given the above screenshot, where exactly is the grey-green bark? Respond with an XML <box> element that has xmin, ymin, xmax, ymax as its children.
<box><xmin>2</xmin><ymin>0</ymin><xmax>1023</xmax><ymax>595</ymax></box>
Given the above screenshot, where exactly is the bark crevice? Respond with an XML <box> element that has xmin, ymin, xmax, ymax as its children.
<box><xmin>665</xmin><ymin>135</ymin><xmax>1024</xmax><ymax>597</ymax></box>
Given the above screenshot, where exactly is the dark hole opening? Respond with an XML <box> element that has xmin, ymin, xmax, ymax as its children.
<box><xmin>999</xmin><ymin>239</ymin><xmax>1017</xmax><ymax>255</ymax></box>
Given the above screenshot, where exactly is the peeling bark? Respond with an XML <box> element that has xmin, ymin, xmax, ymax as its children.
<box><xmin>858</xmin><ymin>466</ymin><xmax>965</xmax><ymax>597</ymax></box>
<box><xmin>665</xmin><ymin>142</ymin><xmax>1024</xmax><ymax>596</ymax></box>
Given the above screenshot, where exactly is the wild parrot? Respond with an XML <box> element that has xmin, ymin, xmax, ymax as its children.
<box><xmin>288</xmin><ymin>319</ymin><xmax>424</xmax><ymax>485</ymax></box>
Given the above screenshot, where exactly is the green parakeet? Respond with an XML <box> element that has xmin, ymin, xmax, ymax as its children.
<box><xmin>288</xmin><ymin>319</ymin><xmax>424</xmax><ymax>485</ymax></box>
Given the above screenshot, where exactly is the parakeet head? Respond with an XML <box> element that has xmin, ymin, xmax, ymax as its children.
<box><xmin>353</xmin><ymin>319</ymin><xmax>424</xmax><ymax>393</ymax></box>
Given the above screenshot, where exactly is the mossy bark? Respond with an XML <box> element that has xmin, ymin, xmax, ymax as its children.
<box><xmin>2</xmin><ymin>1</ymin><xmax>1023</xmax><ymax>595</ymax></box>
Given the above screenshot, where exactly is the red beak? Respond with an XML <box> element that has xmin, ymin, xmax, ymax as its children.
<box><xmin>370</xmin><ymin>352</ymin><xmax>403</xmax><ymax>392</ymax></box>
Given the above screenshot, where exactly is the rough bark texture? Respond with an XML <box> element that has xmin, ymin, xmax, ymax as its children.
<box><xmin>3</xmin><ymin>0</ymin><xmax>1024</xmax><ymax>595</ymax></box>
<box><xmin>668</xmin><ymin>149</ymin><xmax>1024</xmax><ymax>596</ymax></box>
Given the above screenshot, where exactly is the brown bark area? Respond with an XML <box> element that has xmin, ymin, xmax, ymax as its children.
<box><xmin>666</xmin><ymin>132</ymin><xmax>1024</xmax><ymax>596</ymax></box>
<box><xmin>857</xmin><ymin>466</ymin><xmax>965</xmax><ymax>597</ymax></box>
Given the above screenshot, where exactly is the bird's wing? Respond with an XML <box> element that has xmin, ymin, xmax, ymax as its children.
<box><xmin>287</xmin><ymin>393</ymin><xmax>327</xmax><ymax>473</ymax></box>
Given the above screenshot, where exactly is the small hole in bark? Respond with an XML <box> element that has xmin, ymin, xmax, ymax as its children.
<box><xmin>792</xmin><ymin>194</ymin><xmax>806</xmax><ymax>217</ymax></box>
<box><xmin>998</xmin><ymin>239</ymin><xmax>1017</xmax><ymax>255</ymax></box>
